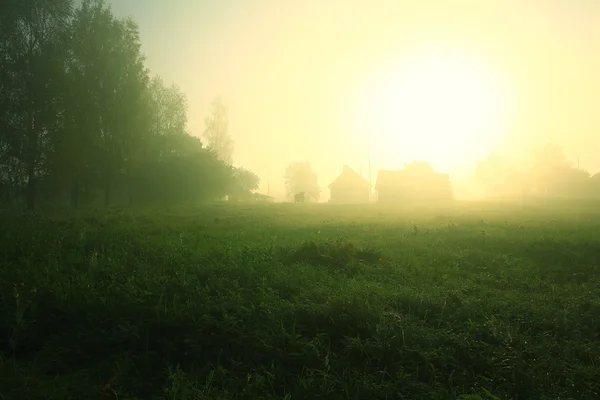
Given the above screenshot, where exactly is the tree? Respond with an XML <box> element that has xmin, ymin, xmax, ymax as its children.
<box><xmin>145</xmin><ymin>75</ymin><xmax>191</xmax><ymax>164</ymax></box>
<box><xmin>0</xmin><ymin>0</ymin><xmax>261</xmax><ymax>209</ymax></box>
<box><xmin>0</xmin><ymin>0</ymin><xmax>73</xmax><ymax>210</ymax></box>
<box><xmin>203</xmin><ymin>96</ymin><xmax>234</xmax><ymax>164</ymax></box>
<box><xmin>148</xmin><ymin>76</ymin><xmax>189</xmax><ymax>138</ymax></box>
<box><xmin>229</xmin><ymin>167</ymin><xmax>260</xmax><ymax>201</ymax></box>
<box><xmin>284</xmin><ymin>161</ymin><xmax>320</xmax><ymax>202</ymax></box>
<box><xmin>531</xmin><ymin>144</ymin><xmax>566</xmax><ymax>169</ymax></box>
<box><xmin>68</xmin><ymin>0</ymin><xmax>151</xmax><ymax>207</ymax></box>
<box><xmin>530</xmin><ymin>144</ymin><xmax>587</xmax><ymax>196</ymax></box>
<box><xmin>133</xmin><ymin>135</ymin><xmax>235</xmax><ymax>204</ymax></box>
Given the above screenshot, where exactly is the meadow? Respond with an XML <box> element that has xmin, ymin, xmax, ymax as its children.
<box><xmin>1</xmin><ymin>200</ymin><xmax>599</xmax><ymax>399</ymax></box>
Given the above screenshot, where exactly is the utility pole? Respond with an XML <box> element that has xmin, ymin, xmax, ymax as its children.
<box><xmin>368</xmin><ymin>145</ymin><xmax>372</xmax><ymax>201</ymax></box>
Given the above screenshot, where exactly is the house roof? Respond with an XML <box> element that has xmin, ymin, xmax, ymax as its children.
<box><xmin>375</xmin><ymin>168</ymin><xmax>450</xmax><ymax>190</ymax></box>
<box><xmin>251</xmin><ymin>192</ymin><xmax>274</xmax><ymax>199</ymax></box>
<box><xmin>328</xmin><ymin>165</ymin><xmax>371</xmax><ymax>189</ymax></box>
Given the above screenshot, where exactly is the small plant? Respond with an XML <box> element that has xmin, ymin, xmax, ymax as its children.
<box><xmin>280</xmin><ymin>239</ymin><xmax>382</xmax><ymax>269</ymax></box>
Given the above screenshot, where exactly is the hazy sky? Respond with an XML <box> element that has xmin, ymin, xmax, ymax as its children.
<box><xmin>108</xmin><ymin>0</ymin><xmax>600</xmax><ymax>197</ymax></box>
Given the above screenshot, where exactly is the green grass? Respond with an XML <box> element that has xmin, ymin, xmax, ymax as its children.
<box><xmin>1</xmin><ymin>200</ymin><xmax>599</xmax><ymax>399</ymax></box>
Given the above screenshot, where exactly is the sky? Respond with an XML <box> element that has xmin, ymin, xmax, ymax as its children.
<box><xmin>108</xmin><ymin>0</ymin><xmax>600</xmax><ymax>199</ymax></box>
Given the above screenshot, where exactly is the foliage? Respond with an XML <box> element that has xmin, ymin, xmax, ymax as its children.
<box><xmin>284</xmin><ymin>161</ymin><xmax>320</xmax><ymax>202</ymax></box>
<box><xmin>203</xmin><ymin>96</ymin><xmax>234</xmax><ymax>165</ymax></box>
<box><xmin>1</xmin><ymin>201</ymin><xmax>599</xmax><ymax>399</ymax></box>
<box><xmin>475</xmin><ymin>144</ymin><xmax>599</xmax><ymax>198</ymax></box>
<box><xmin>229</xmin><ymin>167</ymin><xmax>260</xmax><ymax>201</ymax></box>
<box><xmin>0</xmin><ymin>0</ymin><xmax>257</xmax><ymax>209</ymax></box>
<box><xmin>0</xmin><ymin>0</ymin><xmax>73</xmax><ymax>209</ymax></box>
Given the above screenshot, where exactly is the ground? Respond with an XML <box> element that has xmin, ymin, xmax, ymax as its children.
<box><xmin>0</xmin><ymin>200</ymin><xmax>599</xmax><ymax>399</ymax></box>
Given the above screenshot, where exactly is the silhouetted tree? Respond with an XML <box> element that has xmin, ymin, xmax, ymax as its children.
<box><xmin>0</xmin><ymin>0</ymin><xmax>73</xmax><ymax>209</ymax></box>
<box><xmin>229</xmin><ymin>167</ymin><xmax>260</xmax><ymax>201</ymax></box>
<box><xmin>203</xmin><ymin>96</ymin><xmax>234</xmax><ymax>164</ymax></box>
<box><xmin>134</xmin><ymin>135</ymin><xmax>234</xmax><ymax>204</ymax></box>
<box><xmin>284</xmin><ymin>162</ymin><xmax>320</xmax><ymax>202</ymax></box>
<box><xmin>148</xmin><ymin>76</ymin><xmax>189</xmax><ymax>138</ymax></box>
<box><xmin>50</xmin><ymin>0</ymin><xmax>151</xmax><ymax>207</ymax></box>
<box><xmin>531</xmin><ymin>144</ymin><xmax>588</xmax><ymax>196</ymax></box>
<box><xmin>0</xmin><ymin>0</ymin><xmax>260</xmax><ymax>209</ymax></box>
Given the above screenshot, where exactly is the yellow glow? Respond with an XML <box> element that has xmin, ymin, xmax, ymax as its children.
<box><xmin>357</xmin><ymin>47</ymin><xmax>512</xmax><ymax>172</ymax></box>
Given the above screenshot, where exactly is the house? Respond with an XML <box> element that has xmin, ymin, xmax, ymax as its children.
<box><xmin>328</xmin><ymin>165</ymin><xmax>371</xmax><ymax>203</ymax></box>
<box><xmin>589</xmin><ymin>173</ymin><xmax>600</xmax><ymax>197</ymax></box>
<box><xmin>229</xmin><ymin>192</ymin><xmax>275</xmax><ymax>202</ymax></box>
<box><xmin>375</xmin><ymin>162</ymin><xmax>453</xmax><ymax>203</ymax></box>
<box><xmin>250</xmin><ymin>192</ymin><xmax>275</xmax><ymax>203</ymax></box>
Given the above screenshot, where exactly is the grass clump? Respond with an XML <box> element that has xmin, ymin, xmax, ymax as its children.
<box><xmin>280</xmin><ymin>238</ymin><xmax>383</xmax><ymax>270</ymax></box>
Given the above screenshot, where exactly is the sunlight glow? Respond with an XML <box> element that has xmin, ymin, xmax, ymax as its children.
<box><xmin>357</xmin><ymin>48</ymin><xmax>513</xmax><ymax>172</ymax></box>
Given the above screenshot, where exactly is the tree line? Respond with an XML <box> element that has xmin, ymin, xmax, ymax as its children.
<box><xmin>0</xmin><ymin>0</ymin><xmax>258</xmax><ymax>210</ymax></box>
<box><xmin>475</xmin><ymin>144</ymin><xmax>600</xmax><ymax>198</ymax></box>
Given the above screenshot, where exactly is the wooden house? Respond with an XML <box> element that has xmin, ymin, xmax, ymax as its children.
<box><xmin>375</xmin><ymin>162</ymin><xmax>453</xmax><ymax>203</ymax></box>
<box><xmin>328</xmin><ymin>165</ymin><xmax>371</xmax><ymax>203</ymax></box>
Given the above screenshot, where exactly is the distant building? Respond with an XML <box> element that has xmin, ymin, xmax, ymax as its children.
<box><xmin>229</xmin><ymin>192</ymin><xmax>275</xmax><ymax>202</ymax></box>
<box><xmin>250</xmin><ymin>192</ymin><xmax>275</xmax><ymax>202</ymax></box>
<box><xmin>375</xmin><ymin>162</ymin><xmax>453</xmax><ymax>203</ymax></box>
<box><xmin>590</xmin><ymin>173</ymin><xmax>600</xmax><ymax>197</ymax></box>
<box><xmin>328</xmin><ymin>165</ymin><xmax>371</xmax><ymax>203</ymax></box>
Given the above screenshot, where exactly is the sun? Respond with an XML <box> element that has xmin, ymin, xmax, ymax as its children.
<box><xmin>357</xmin><ymin>48</ymin><xmax>512</xmax><ymax>173</ymax></box>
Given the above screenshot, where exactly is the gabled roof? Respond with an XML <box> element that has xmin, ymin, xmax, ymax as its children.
<box><xmin>375</xmin><ymin>167</ymin><xmax>449</xmax><ymax>190</ymax></box>
<box><xmin>251</xmin><ymin>192</ymin><xmax>274</xmax><ymax>199</ymax></box>
<box><xmin>328</xmin><ymin>165</ymin><xmax>371</xmax><ymax>189</ymax></box>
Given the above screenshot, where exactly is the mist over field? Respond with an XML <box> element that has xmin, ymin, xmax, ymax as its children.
<box><xmin>1</xmin><ymin>1</ymin><xmax>599</xmax><ymax>399</ymax></box>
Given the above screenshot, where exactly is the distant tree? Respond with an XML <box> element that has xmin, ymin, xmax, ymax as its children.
<box><xmin>229</xmin><ymin>167</ymin><xmax>260</xmax><ymax>201</ymax></box>
<box><xmin>148</xmin><ymin>76</ymin><xmax>189</xmax><ymax>138</ymax></box>
<box><xmin>133</xmin><ymin>135</ymin><xmax>233</xmax><ymax>204</ymax></box>
<box><xmin>144</xmin><ymin>75</ymin><xmax>192</xmax><ymax>166</ymax></box>
<box><xmin>284</xmin><ymin>162</ymin><xmax>320</xmax><ymax>202</ymax></box>
<box><xmin>203</xmin><ymin>96</ymin><xmax>234</xmax><ymax>165</ymax></box>
<box><xmin>531</xmin><ymin>144</ymin><xmax>566</xmax><ymax>169</ymax></box>
<box><xmin>530</xmin><ymin>144</ymin><xmax>586</xmax><ymax>195</ymax></box>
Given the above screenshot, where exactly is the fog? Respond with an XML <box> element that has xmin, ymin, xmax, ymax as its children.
<box><xmin>108</xmin><ymin>0</ymin><xmax>600</xmax><ymax>199</ymax></box>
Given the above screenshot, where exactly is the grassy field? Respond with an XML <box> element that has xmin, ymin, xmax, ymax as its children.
<box><xmin>1</xmin><ymin>200</ymin><xmax>599</xmax><ymax>399</ymax></box>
